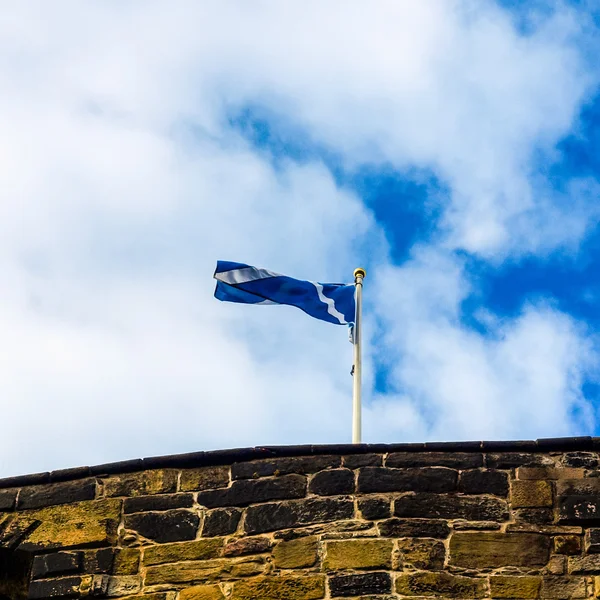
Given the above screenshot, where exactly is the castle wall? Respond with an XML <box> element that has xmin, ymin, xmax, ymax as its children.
<box><xmin>1</xmin><ymin>439</ymin><xmax>600</xmax><ymax>599</ymax></box>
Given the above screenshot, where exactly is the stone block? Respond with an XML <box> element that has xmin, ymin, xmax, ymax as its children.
<box><xmin>394</xmin><ymin>492</ymin><xmax>509</xmax><ymax>521</ymax></box>
<box><xmin>452</xmin><ymin>520</ymin><xmax>501</xmax><ymax>530</ymax></box>
<box><xmin>378</xmin><ymin>517</ymin><xmax>450</xmax><ymax>538</ymax></box>
<box><xmin>397</xmin><ymin>538</ymin><xmax>445</xmax><ymax>570</ymax></box>
<box><xmin>588</xmin><ymin>529</ymin><xmax>600</xmax><ymax>553</ymax></box>
<box><xmin>386</xmin><ymin>452</ymin><xmax>483</xmax><ymax>469</ymax></box>
<box><xmin>112</xmin><ymin>548</ymin><xmax>140</xmax><ymax>575</ymax></box>
<box><xmin>449</xmin><ymin>532</ymin><xmax>550</xmax><ymax>568</ymax></box>
<box><xmin>103</xmin><ymin>470</ymin><xmax>177</xmax><ymax>497</ymax></box>
<box><xmin>180</xmin><ymin>585</ymin><xmax>225</xmax><ymax>600</ymax></box>
<box><xmin>559</xmin><ymin>496</ymin><xmax>600</xmax><ymax>524</ymax></box>
<box><xmin>512</xmin><ymin>480</ymin><xmax>553</xmax><ymax>508</ymax></box>
<box><xmin>244</xmin><ymin>498</ymin><xmax>354</xmax><ymax>534</ymax></box>
<box><xmin>518</xmin><ymin>466</ymin><xmax>584</xmax><ymax>480</ymax></box>
<box><xmin>554</xmin><ymin>535</ymin><xmax>582</xmax><ymax>555</ymax></box>
<box><xmin>18</xmin><ymin>479</ymin><xmax>96</xmax><ymax>510</ymax></box>
<box><xmin>197</xmin><ymin>474</ymin><xmax>306</xmax><ymax>508</ymax></box>
<box><xmin>459</xmin><ymin>469</ymin><xmax>509</xmax><ymax>496</ymax></box>
<box><xmin>324</xmin><ymin>539</ymin><xmax>393</xmax><ymax>570</ymax></box>
<box><xmin>569</xmin><ymin>554</ymin><xmax>600</xmax><ymax>573</ymax></box>
<box><xmin>82</xmin><ymin>548</ymin><xmax>115</xmax><ymax>574</ymax></box>
<box><xmin>201</xmin><ymin>508</ymin><xmax>242</xmax><ymax>537</ymax></box>
<box><xmin>514</xmin><ymin>508</ymin><xmax>554</xmax><ymax>525</ymax></box>
<box><xmin>557</xmin><ymin>478</ymin><xmax>600</xmax><ymax>496</ymax></box>
<box><xmin>486</xmin><ymin>452</ymin><xmax>553</xmax><ymax>469</ymax></box>
<box><xmin>561</xmin><ymin>452</ymin><xmax>599</xmax><ymax>468</ymax></box>
<box><xmin>309</xmin><ymin>469</ymin><xmax>354</xmax><ymax>496</ymax></box>
<box><xmin>230</xmin><ymin>575</ymin><xmax>325</xmax><ymax>600</ymax></box>
<box><xmin>180</xmin><ymin>466</ymin><xmax>230</xmax><ymax>492</ymax></box>
<box><xmin>358</xmin><ymin>497</ymin><xmax>390</xmax><ymax>520</ymax></box>
<box><xmin>489</xmin><ymin>576</ymin><xmax>542</xmax><ymax>598</ymax></box>
<box><xmin>342</xmin><ymin>453</ymin><xmax>382</xmax><ymax>468</ymax></box>
<box><xmin>27</xmin><ymin>576</ymin><xmax>84</xmax><ymax>599</ymax></box>
<box><xmin>124</xmin><ymin>493</ymin><xmax>194</xmax><ymax>513</ymax></box>
<box><xmin>144</xmin><ymin>538</ymin><xmax>224</xmax><ymax>565</ymax></box>
<box><xmin>145</xmin><ymin>558</ymin><xmax>245</xmax><ymax>585</ymax></box>
<box><xmin>16</xmin><ymin>499</ymin><xmax>121</xmax><ymax>551</ymax></box>
<box><xmin>0</xmin><ymin>489</ymin><xmax>17</xmax><ymax>511</ymax></box>
<box><xmin>224</xmin><ymin>536</ymin><xmax>272</xmax><ymax>556</ymax></box>
<box><xmin>540</xmin><ymin>576</ymin><xmax>588</xmax><ymax>598</ymax></box>
<box><xmin>358</xmin><ymin>466</ymin><xmax>457</xmax><ymax>494</ymax></box>
<box><xmin>329</xmin><ymin>572</ymin><xmax>391</xmax><ymax>597</ymax></box>
<box><xmin>272</xmin><ymin>536</ymin><xmax>319</xmax><ymax>568</ymax></box>
<box><xmin>31</xmin><ymin>551</ymin><xmax>82</xmax><ymax>579</ymax></box>
<box><xmin>124</xmin><ymin>509</ymin><xmax>199</xmax><ymax>543</ymax></box>
<box><xmin>545</xmin><ymin>555</ymin><xmax>566</xmax><ymax>575</ymax></box>
<box><xmin>105</xmin><ymin>575</ymin><xmax>141</xmax><ymax>597</ymax></box>
<box><xmin>232</xmin><ymin>456</ymin><xmax>341</xmax><ymax>479</ymax></box>
<box><xmin>395</xmin><ymin>572</ymin><xmax>486</xmax><ymax>598</ymax></box>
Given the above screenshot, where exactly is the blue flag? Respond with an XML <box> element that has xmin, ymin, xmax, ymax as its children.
<box><xmin>214</xmin><ymin>261</ymin><xmax>355</xmax><ymax>325</ymax></box>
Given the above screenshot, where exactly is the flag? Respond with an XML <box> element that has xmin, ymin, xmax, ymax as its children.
<box><xmin>214</xmin><ymin>261</ymin><xmax>355</xmax><ymax>325</ymax></box>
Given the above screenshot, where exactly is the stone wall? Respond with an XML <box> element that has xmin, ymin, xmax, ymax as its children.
<box><xmin>2</xmin><ymin>438</ymin><xmax>600</xmax><ymax>599</ymax></box>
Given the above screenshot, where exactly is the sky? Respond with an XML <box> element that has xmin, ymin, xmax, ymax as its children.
<box><xmin>2</xmin><ymin>1</ymin><xmax>600</xmax><ymax>477</ymax></box>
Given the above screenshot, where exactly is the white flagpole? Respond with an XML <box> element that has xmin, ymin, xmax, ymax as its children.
<box><xmin>352</xmin><ymin>268</ymin><xmax>366</xmax><ymax>444</ymax></box>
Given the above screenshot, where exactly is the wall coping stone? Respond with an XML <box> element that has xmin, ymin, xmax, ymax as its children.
<box><xmin>1</xmin><ymin>436</ymin><xmax>597</xmax><ymax>490</ymax></box>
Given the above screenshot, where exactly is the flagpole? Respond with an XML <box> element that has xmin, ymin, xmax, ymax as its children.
<box><xmin>352</xmin><ymin>268</ymin><xmax>366</xmax><ymax>444</ymax></box>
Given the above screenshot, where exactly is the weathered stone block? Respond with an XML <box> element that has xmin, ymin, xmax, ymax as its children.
<box><xmin>459</xmin><ymin>469</ymin><xmax>509</xmax><ymax>496</ymax></box>
<box><xmin>28</xmin><ymin>576</ymin><xmax>84</xmax><ymax>599</ymax></box>
<box><xmin>489</xmin><ymin>575</ymin><xmax>542</xmax><ymax>598</ymax></box>
<box><xmin>561</xmin><ymin>452</ymin><xmax>599</xmax><ymax>468</ymax></box>
<box><xmin>197</xmin><ymin>474</ymin><xmax>306</xmax><ymax>508</ymax></box>
<box><xmin>124</xmin><ymin>509</ymin><xmax>199</xmax><ymax>543</ymax></box>
<box><xmin>557</xmin><ymin>478</ymin><xmax>600</xmax><ymax>496</ymax></box>
<box><xmin>179</xmin><ymin>584</ymin><xmax>225</xmax><ymax>600</ymax></box>
<box><xmin>514</xmin><ymin>508</ymin><xmax>554</xmax><ymax>525</ymax></box>
<box><xmin>244</xmin><ymin>498</ymin><xmax>354</xmax><ymax>534</ymax></box>
<box><xmin>545</xmin><ymin>555</ymin><xmax>567</xmax><ymax>575</ymax></box>
<box><xmin>387</xmin><ymin>452</ymin><xmax>483</xmax><ymax>469</ymax></box>
<box><xmin>232</xmin><ymin>456</ymin><xmax>340</xmax><ymax>479</ymax></box>
<box><xmin>395</xmin><ymin>572</ymin><xmax>485</xmax><ymax>598</ymax></box>
<box><xmin>554</xmin><ymin>535</ymin><xmax>582</xmax><ymax>555</ymax></box>
<box><xmin>342</xmin><ymin>453</ymin><xmax>382</xmax><ymax>469</ymax></box>
<box><xmin>230</xmin><ymin>575</ymin><xmax>325</xmax><ymax>600</ymax></box>
<box><xmin>180</xmin><ymin>466</ymin><xmax>230</xmax><ymax>492</ymax></box>
<box><xmin>105</xmin><ymin>575</ymin><xmax>142</xmax><ymax>597</ymax></box>
<box><xmin>82</xmin><ymin>548</ymin><xmax>115</xmax><ymax>574</ymax></box>
<box><xmin>103</xmin><ymin>470</ymin><xmax>177</xmax><ymax>497</ymax></box>
<box><xmin>358</xmin><ymin>497</ymin><xmax>390</xmax><ymax>520</ymax></box>
<box><xmin>16</xmin><ymin>499</ymin><xmax>121</xmax><ymax>550</ymax></box>
<box><xmin>588</xmin><ymin>529</ymin><xmax>600</xmax><ymax>553</ymax></box>
<box><xmin>143</xmin><ymin>538</ymin><xmax>224</xmax><ymax>565</ymax></box>
<box><xmin>18</xmin><ymin>479</ymin><xmax>96</xmax><ymax>510</ymax></box>
<box><xmin>378</xmin><ymin>517</ymin><xmax>450</xmax><ymax>538</ymax></box>
<box><xmin>272</xmin><ymin>536</ymin><xmax>318</xmax><ymax>568</ymax></box>
<box><xmin>112</xmin><ymin>548</ymin><xmax>140</xmax><ymax>575</ymax></box>
<box><xmin>329</xmin><ymin>572</ymin><xmax>391</xmax><ymax>597</ymax></box>
<box><xmin>123</xmin><ymin>493</ymin><xmax>194</xmax><ymax>513</ymax></box>
<box><xmin>201</xmin><ymin>508</ymin><xmax>242</xmax><ymax>537</ymax></box>
<box><xmin>512</xmin><ymin>480</ymin><xmax>553</xmax><ymax>508</ymax></box>
<box><xmin>559</xmin><ymin>496</ymin><xmax>600</xmax><ymax>524</ymax></box>
<box><xmin>518</xmin><ymin>466</ymin><xmax>584</xmax><ymax>480</ymax></box>
<box><xmin>358</xmin><ymin>467</ymin><xmax>457</xmax><ymax>493</ymax></box>
<box><xmin>324</xmin><ymin>539</ymin><xmax>393</xmax><ymax>570</ymax></box>
<box><xmin>452</xmin><ymin>520</ymin><xmax>501</xmax><ymax>530</ymax></box>
<box><xmin>449</xmin><ymin>532</ymin><xmax>550</xmax><ymax>568</ymax></box>
<box><xmin>145</xmin><ymin>558</ymin><xmax>245</xmax><ymax>585</ymax></box>
<box><xmin>224</xmin><ymin>536</ymin><xmax>272</xmax><ymax>557</ymax></box>
<box><xmin>31</xmin><ymin>551</ymin><xmax>82</xmax><ymax>579</ymax></box>
<box><xmin>486</xmin><ymin>452</ymin><xmax>552</xmax><ymax>469</ymax></box>
<box><xmin>397</xmin><ymin>538</ymin><xmax>445</xmax><ymax>570</ymax></box>
<box><xmin>569</xmin><ymin>554</ymin><xmax>600</xmax><ymax>573</ymax></box>
<box><xmin>309</xmin><ymin>469</ymin><xmax>354</xmax><ymax>496</ymax></box>
<box><xmin>0</xmin><ymin>489</ymin><xmax>17</xmax><ymax>511</ymax></box>
<box><xmin>540</xmin><ymin>576</ymin><xmax>588</xmax><ymax>598</ymax></box>
<box><xmin>394</xmin><ymin>492</ymin><xmax>509</xmax><ymax>521</ymax></box>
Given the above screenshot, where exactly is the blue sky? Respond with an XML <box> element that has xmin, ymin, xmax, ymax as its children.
<box><xmin>2</xmin><ymin>1</ymin><xmax>600</xmax><ymax>476</ymax></box>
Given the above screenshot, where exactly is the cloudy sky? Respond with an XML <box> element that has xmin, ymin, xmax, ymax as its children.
<box><xmin>2</xmin><ymin>1</ymin><xmax>600</xmax><ymax>477</ymax></box>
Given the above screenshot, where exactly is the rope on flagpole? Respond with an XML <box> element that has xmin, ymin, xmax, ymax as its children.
<box><xmin>352</xmin><ymin>267</ymin><xmax>366</xmax><ymax>444</ymax></box>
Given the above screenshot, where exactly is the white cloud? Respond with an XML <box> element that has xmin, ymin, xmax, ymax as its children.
<box><xmin>0</xmin><ymin>1</ymin><xmax>598</xmax><ymax>475</ymax></box>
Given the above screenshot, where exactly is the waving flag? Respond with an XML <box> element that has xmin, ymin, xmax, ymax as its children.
<box><xmin>213</xmin><ymin>261</ymin><xmax>355</xmax><ymax>325</ymax></box>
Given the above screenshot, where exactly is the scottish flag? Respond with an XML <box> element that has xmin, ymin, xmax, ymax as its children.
<box><xmin>214</xmin><ymin>261</ymin><xmax>355</xmax><ymax>325</ymax></box>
